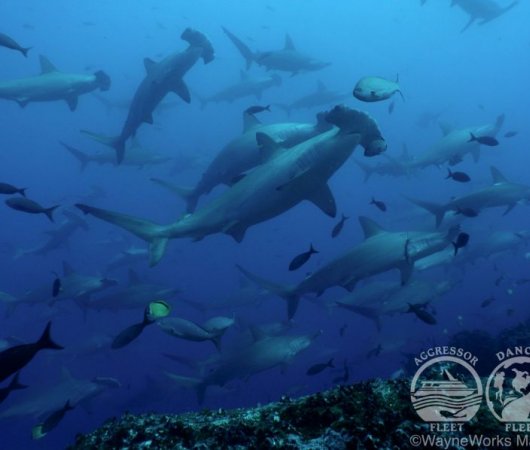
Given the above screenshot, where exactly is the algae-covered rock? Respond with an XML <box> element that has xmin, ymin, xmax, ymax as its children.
<box><xmin>68</xmin><ymin>377</ymin><xmax>511</xmax><ymax>449</ymax></box>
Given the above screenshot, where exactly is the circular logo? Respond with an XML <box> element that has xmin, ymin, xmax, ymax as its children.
<box><xmin>486</xmin><ymin>356</ymin><xmax>530</xmax><ymax>422</ymax></box>
<box><xmin>411</xmin><ymin>356</ymin><xmax>482</xmax><ymax>422</ymax></box>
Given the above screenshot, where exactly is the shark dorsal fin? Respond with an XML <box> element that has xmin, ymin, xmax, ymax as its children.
<box><xmin>243</xmin><ymin>112</ymin><xmax>261</xmax><ymax>133</ymax></box>
<box><xmin>128</xmin><ymin>268</ymin><xmax>141</xmax><ymax>284</ymax></box>
<box><xmin>317</xmin><ymin>80</ymin><xmax>326</xmax><ymax>92</ymax></box>
<box><xmin>144</xmin><ymin>58</ymin><xmax>156</xmax><ymax>75</ymax></box>
<box><xmin>39</xmin><ymin>55</ymin><xmax>58</xmax><ymax>74</ymax></box>
<box><xmin>359</xmin><ymin>216</ymin><xmax>385</xmax><ymax>239</ymax></box>
<box><xmin>438</xmin><ymin>121</ymin><xmax>454</xmax><ymax>136</ymax></box>
<box><xmin>239</xmin><ymin>69</ymin><xmax>248</xmax><ymax>80</ymax></box>
<box><xmin>284</xmin><ymin>34</ymin><xmax>296</xmax><ymax>51</ymax></box>
<box><xmin>62</xmin><ymin>261</ymin><xmax>74</xmax><ymax>276</ymax></box>
<box><xmin>256</xmin><ymin>132</ymin><xmax>282</xmax><ymax>155</ymax></box>
<box><xmin>491</xmin><ymin>166</ymin><xmax>507</xmax><ymax>184</ymax></box>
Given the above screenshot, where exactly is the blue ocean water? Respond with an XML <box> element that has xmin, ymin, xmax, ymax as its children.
<box><xmin>0</xmin><ymin>0</ymin><xmax>529</xmax><ymax>448</ymax></box>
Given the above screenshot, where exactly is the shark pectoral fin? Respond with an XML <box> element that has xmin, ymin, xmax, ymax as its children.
<box><xmin>172</xmin><ymin>79</ymin><xmax>191</xmax><ymax>103</ymax></box>
<box><xmin>143</xmin><ymin>113</ymin><xmax>154</xmax><ymax>124</ymax></box>
<box><xmin>341</xmin><ymin>278</ymin><xmax>357</xmax><ymax>292</ymax></box>
<box><xmin>15</xmin><ymin>97</ymin><xmax>30</xmax><ymax>108</ymax></box>
<box><xmin>460</xmin><ymin>16</ymin><xmax>476</xmax><ymax>32</ymax></box>
<box><xmin>503</xmin><ymin>203</ymin><xmax>516</xmax><ymax>216</ymax></box>
<box><xmin>143</xmin><ymin>57</ymin><xmax>156</xmax><ymax>75</ymax></box>
<box><xmin>256</xmin><ymin>132</ymin><xmax>282</xmax><ymax>160</ymax></box>
<box><xmin>470</xmin><ymin>148</ymin><xmax>480</xmax><ymax>163</ymax></box>
<box><xmin>149</xmin><ymin>237</ymin><xmax>169</xmax><ymax>267</ymax></box>
<box><xmin>306</xmin><ymin>184</ymin><xmax>337</xmax><ymax>217</ymax></box>
<box><xmin>223</xmin><ymin>221</ymin><xmax>247</xmax><ymax>243</ymax></box>
<box><xmin>65</xmin><ymin>96</ymin><xmax>78</xmax><ymax>111</ymax></box>
<box><xmin>399</xmin><ymin>261</ymin><xmax>414</xmax><ymax>285</ymax></box>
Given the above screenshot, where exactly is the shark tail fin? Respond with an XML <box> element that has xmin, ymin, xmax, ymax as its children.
<box><xmin>80</xmin><ymin>129</ymin><xmax>125</xmax><ymax>164</ymax></box>
<box><xmin>45</xmin><ymin>206</ymin><xmax>60</xmax><ymax>223</ymax></box>
<box><xmin>222</xmin><ymin>26</ymin><xmax>255</xmax><ymax>70</ymax></box>
<box><xmin>75</xmin><ymin>203</ymin><xmax>169</xmax><ymax>266</ymax></box>
<box><xmin>150</xmin><ymin>178</ymin><xmax>198</xmax><ymax>213</ymax></box>
<box><xmin>60</xmin><ymin>141</ymin><xmax>90</xmax><ymax>171</ymax></box>
<box><xmin>406</xmin><ymin>197</ymin><xmax>446</xmax><ymax>227</ymax></box>
<box><xmin>20</xmin><ymin>47</ymin><xmax>31</xmax><ymax>58</ymax></box>
<box><xmin>37</xmin><ymin>322</ymin><xmax>64</xmax><ymax>351</ymax></box>
<box><xmin>236</xmin><ymin>265</ymin><xmax>300</xmax><ymax>319</ymax></box>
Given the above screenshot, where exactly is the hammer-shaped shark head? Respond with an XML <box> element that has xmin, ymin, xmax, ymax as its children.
<box><xmin>181</xmin><ymin>28</ymin><xmax>215</xmax><ymax>64</ymax></box>
<box><xmin>325</xmin><ymin>105</ymin><xmax>387</xmax><ymax>157</ymax></box>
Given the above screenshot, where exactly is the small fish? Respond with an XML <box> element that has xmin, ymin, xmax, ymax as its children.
<box><xmin>455</xmin><ymin>207</ymin><xmax>478</xmax><ymax>218</ymax></box>
<box><xmin>52</xmin><ymin>278</ymin><xmax>61</xmax><ymax>298</ymax></box>
<box><xmin>353</xmin><ymin>75</ymin><xmax>403</xmax><ymax>103</ymax></box>
<box><xmin>339</xmin><ymin>323</ymin><xmax>348</xmax><ymax>337</ymax></box>
<box><xmin>0</xmin><ymin>372</ymin><xmax>27</xmax><ymax>405</ymax></box>
<box><xmin>306</xmin><ymin>358</ymin><xmax>334</xmax><ymax>376</ymax></box>
<box><xmin>370</xmin><ymin>197</ymin><xmax>387</xmax><ymax>212</ymax></box>
<box><xmin>504</xmin><ymin>131</ymin><xmax>518</xmax><ymax>138</ymax></box>
<box><xmin>452</xmin><ymin>232</ymin><xmax>470</xmax><ymax>255</ymax></box>
<box><xmin>515</xmin><ymin>278</ymin><xmax>530</xmax><ymax>286</ymax></box>
<box><xmin>112</xmin><ymin>301</ymin><xmax>170</xmax><ymax>349</ymax></box>
<box><xmin>0</xmin><ymin>32</ymin><xmax>31</xmax><ymax>57</ymax></box>
<box><xmin>506</xmin><ymin>308</ymin><xmax>514</xmax><ymax>316</ymax></box>
<box><xmin>495</xmin><ymin>275</ymin><xmax>504</xmax><ymax>286</ymax></box>
<box><xmin>288</xmin><ymin>244</ymin><xmax>318</xmax><ymax>271</ymax></box>
<box><xmin>0</xmin><ymin>322</ymin><xmax>63</xmax><ymax>382</ymax></box>
<box><xmin>468</xmin><ymin>133</ymin><xmax>499</xmax><ymax>146</ymax></box>
<box><xmin>32</xmin><ymin>400</ymin><xmax>74</xmax><ymax>440</ymax></box>
<box><xmin>481</xmin><ymin>297</ymin><xmax>495</xmax><ymax>308</ymax></box>
<box><xmin>331</xmin><ymin>214</ymin><xmax>349</xmax><ymax>238</ymax></box>
<box><xmin>0</xmin><ymin>183</ymin><xmax>26</xmax><ymax>197</ymax></box>
<box><xmin>407</xmin><ymin>303</ymin><xmax>437</xmax><ymax>325</ymax></box>
<box><xmin>388</xmin><ymin>100</ymin><xmax>395</xmax><ymax>115</ymax></box>
<box><xmin>446</xmin><ymin>169</ymin><xmax>470</xmax><ymax>183</ymax></box>
<box><xmin>245</xmin><ymin>105</ymin><xmax>271</xmax><ymax>115</ymax></box>
<box><xmin>5</xmin><ymin>198</ymin><xmax>59</xmax><ymax>222</ymax></box>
